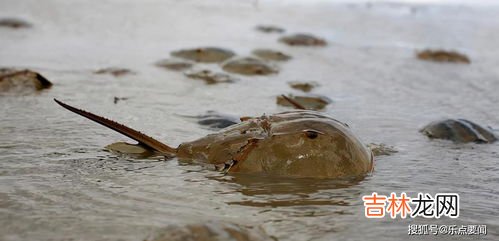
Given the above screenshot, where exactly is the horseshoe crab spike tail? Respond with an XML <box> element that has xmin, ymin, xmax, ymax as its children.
<box><xmin>281</xmin><ymin>94</ymin><xmax>306</xmax><ymax>110</ymax></box>
<box><xmin>54</xmin><ymin>99</ymin><xmax>177</xmax><ymax>156</ymax></box>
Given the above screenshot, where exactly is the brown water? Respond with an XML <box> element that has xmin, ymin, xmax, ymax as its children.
<box><xmin>1</xmin><ymin>0</ymin><xmax>498</xmax><ymax>240</ymax></box>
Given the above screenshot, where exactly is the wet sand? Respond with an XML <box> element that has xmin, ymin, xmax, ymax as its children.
<box><xmin>1</xmin><ymin>0</ymin><xmax>499</xmax><ymax>240</ymax></box>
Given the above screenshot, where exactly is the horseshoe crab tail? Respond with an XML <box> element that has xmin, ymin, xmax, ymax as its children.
<box><xmin>281</xmin><ymin>95</ymin><xmax>306</xmax><ymax>110</ymax></box>
<box><xmin>54</xmin><ymin>99</ymin><xmax>177</xmax><ymax>156</ymax></box>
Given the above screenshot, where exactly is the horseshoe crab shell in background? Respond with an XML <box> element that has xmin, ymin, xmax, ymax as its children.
<box><xmin>420</xmin><ymin>119</ymin><xmax>497</xmax><ymax>143</ymax></box>
<box><xmin>0</xmin><ymin>18</ymin><xmax>32</xmax><ymax>29</ymax></box>
<box><xmin>193</xmin><ymin>111</ymin><xmax>240</xmax><ymax>130</ymax></box>
<box><xmin>255</xmin><ymin>25</ymin><xmax>285</xmax><ymax>33</ymax></box>
<box><xmin>171</xmin><ymin>47</ymin><xmax>235</xmax><ymax>63</ymax></box>
<box><xmin>184</xmin><ymin>69</ymin><xmax>236</xmax><ymax>85</ymax></box>
<box><xmin>154</xmin><ymin>59</ymin><xmax>193</xmax><ymax>71</ymax></box>
<box><xmin>276</xmin><ymin>94</ymin><xmax>332</xmax><ymax>111</ymax></box>
<box><xmin>288</xmin><ymin>81</ymin><xmax>319</xmax><ymax>92</ymax></box>
<box><xmin>94</xmin><ymin>67</ymin><xmax>135</xmax><ymax>77</ymax></box>
<box><xmin>0</xmin><ymin>68</ymin><xmax>52</xmax><ymax>93</ymax></box>
<box><xmin>416</xmin><ymin>49</ymin><xmax>470</xmax><ymax>64</ymax></box>
<box><xmin>222</xmin><ymin>57</ymin><xmax>278</xmax><ymax>76</ymax></box>
<box><xmin>251</xmin><ymin>49</ymin><xmax>291</xmax><ymax>61</ymax></box>
<box><xmin>278</xmin><ymin>33</ymin><xmax>327</xmax><ymax>46</ymax></box>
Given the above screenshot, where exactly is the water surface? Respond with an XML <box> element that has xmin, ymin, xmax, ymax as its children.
<box><xmin>1</xmin><ymin>0</ymin><xmax>498</xmax><ymax>240</ymax></box>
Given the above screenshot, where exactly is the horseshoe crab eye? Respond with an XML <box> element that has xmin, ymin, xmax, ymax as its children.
<box><xmin>304</xmin><ymin>130</ymin><xmax>319</xmax><ymax>139</ymax></box>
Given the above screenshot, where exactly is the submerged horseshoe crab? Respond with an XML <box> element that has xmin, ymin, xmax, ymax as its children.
<box><xmin>0</xmin><ymin>69</ymin><xmax>52</xmax><ymax>93</ymax></box>
<box><xmin>416</xmin><ymin>49</ymin><xmax>470</xmax><ymax>64</ymax></box>
<box><xmin>420</xmin><ymin>119</ymin><xmax>497</xmax><ymax>143</ymax></box>
<box><xmin>54</xmin><ymin>99</ymin><xmax>374</xmax><ymax>178</ymax></box>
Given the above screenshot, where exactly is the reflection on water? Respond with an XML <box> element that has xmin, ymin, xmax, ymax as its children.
<box><xmin>210</xmin><ymin>174</ymin><xmax>362</xmax><ymax>207</ymax></box>
<box><xmin>219</xmin><ymin>174</ymin><xmax>362</xmax><ymax>195</ymax></box>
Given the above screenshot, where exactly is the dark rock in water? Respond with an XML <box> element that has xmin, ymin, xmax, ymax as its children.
<box><xmin>222</xmin><ymin>57</ymin><xmax>277</xmax><ymax>76</ymax></box>
<box><xmin>105</xmin><ymin>142</ymin><xmax>157</xmax><ymax>158</ymax></box>
<box><xmin>185</xmin><ymin>70</ymin><xmax>236</xmax><ymax>84</ymax></box>
<box><xmin>171</xmin><ymin>47</ymin><xmax>235</xmax><ymax>63</ymax></box>
<box><xmin>155</xmin><ymin>59</ymin><xmax>193</xmax><ymax>71</ymax></box>
<box><xmin>367</xmin><ymin>143</ymin><xmax>397</xmax><ymax>156</ymax></box>
<box><xmin>288</xmin><ymin>81</ymin><xmax>319</xmax><ymax>92</ymax></box>
<box><xmin>417</xmin><ymin>50</ymin><xmax>470</xmax><ymax>64</ymax></box>
<box><xmin>276</xmin><ymin>94</ymin><xmax>332</xmax><ymax>110</ymax></box>
<box><xmin>94</xmin><ymin>67</ymin><xmax>134</xmax><ymax>77</ymax></box>
<box><xmin>255</xmin><ymin>25</ymin><xmax>285</xmax><ymax>33</ymax></box>
<box><xmin>195</xmin><ymin>111</ymin><xmax>239</xmax><ymax>129</ymax></box>
<box><xmin>279</xmin><ymin>34</ymin><xmax>327</xmax><ymax>46</ymax></box>
<box><xmin>420</xmin><ymin>119</ymin><xmax>497</xmax><ymax>143</ymax></box>
<box><xmin>252</xmin><ymin>49</ymin><xmax>291</xmax><ymax>61</ymax></box>
<box><xmin>0</xmin><ymin>68</ymin><xmax>52</xmax><ymax>93</ymax></box>
<box><xmin>148</xmin><ymin>222</ymin><xmax>275</xmax><ymax>241</ymax></box>
<box><xmin>0</xmin><ymin>18</ymin><xmax>31</xmax><ymax>29</ymax></box>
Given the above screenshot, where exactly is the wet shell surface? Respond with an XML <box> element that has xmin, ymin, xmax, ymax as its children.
<box><xmin>252</xmin><ymin>49</ymin><xmax>291</xmax><ymax>61</ymax></box>
<box><xmin>0</xmin><ymin>68</ymin><xmax>52</xmax><ymax>93</ymax></box>
<box><xmin>279</xmin><ymin>33</ymin><xmax>327</xmax><ymax>46</ymax></box>
<box><xmin>276</xmin><ymin>94</ymin><xmax>332</xmax><ymax>110</ymax></box>
<box><xmin>171</xmin><ymin>47</ymin><xmax>235</xmax><ymax>63</ymax></box>
<box><xmin>420</xmin><ymin>119</ymin><xmax>497</xmax><ymax>143</ymax></box>
<box><xmin>417</xmin><ymin>50</ymin><xmax>470</xmax><ymax>64</ymax></box>
<box><xmin>222</xmin><ymin>57</ymin><xmax>277</xmax><ymax>76</ymax></box>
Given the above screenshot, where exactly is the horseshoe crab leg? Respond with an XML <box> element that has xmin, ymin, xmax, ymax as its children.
<box><xmin>54</xmin><ymin>99</ymin><xmax>177</xmax><ymax>157</ymax></box>
<box><xmin>225</xmin><ymin>138</ymin><xmax>260</xmax><ymax>174</ymax></box>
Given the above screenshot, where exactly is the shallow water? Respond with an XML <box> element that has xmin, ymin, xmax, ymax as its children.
<box><xmin>1</xmin><ymin>0</ymin><xmax>498</xmax><ymax>240</ymax></box>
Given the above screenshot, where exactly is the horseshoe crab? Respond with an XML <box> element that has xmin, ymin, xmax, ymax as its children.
<box><xmin>0</xmin><ymin>69</ymin><xmax>52</xmax><ymax>93</ymax></box>
<box><xmin>0</xmin><ymin>18</ymin><xmax>32</xmax><ymax>29</ymax></box>
<box><xmin>420</xmin><ymin>119</ymin><xmax>497</xmax><ymax>143</ymax></box>
<box><xmin>288</xmin><ymin>81</ymin><xmax>319</xmax><ymax>93</ymax></box>
<box><xmin>255</xmin><ymin>25</ymin><xmax>285</xmax><ymax>33</ymax></box>
<box><xmin>155</xmin><ymin>59</ymin><xmax>193</xmax><ymax>71</ymax></box>
<box><xmin>54</xmin><ymin>99</ymin><xmax>373</xmax><ymax>178</ymax></box>
<box><xmin>222</xmin><ymin>57</ymin><xmax>277</xmax><ymax>76</ymax></box>
<box><xmin>189</xmin><ymin>111</ymin><xmax>240</xmax><ymax>130</ymax></box>
<box><xmin>94</xmin><ymin>67</ymin><xmax>134</xmax><ymax>77</ymax></box>
<box><xmin>276</xmin><ymin>94</ymin><xmax>332</xmax><ymax>110</ymax></box>
<box><xmin>416</xmin><ymin>50</ymin><xmax>470</xmax><ymax>64</ymax></box>
<box><xmin>185</xmin><ymin>69</ymin><xmax>236</xmax><ymax>84</ymax></box>
<box><xmin>171</xmin><ymin>47</ymin><xmax>235</xmax><ymax>63</ymax></box>
<box><xmin>252</xmin><ymin>49</ymin><xmax>291</xmax><ymax>61</ymax></box>
<box><xmin>279</xmin><ymin>34</ymin><xmax>327</xmax><ymax>46</ymax></box>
